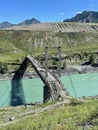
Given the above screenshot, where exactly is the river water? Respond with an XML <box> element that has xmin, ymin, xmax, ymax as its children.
<box><xmin>0</xmin><ymin>72</ymin><xmax>98</xmax><ymax>107</ymax></box>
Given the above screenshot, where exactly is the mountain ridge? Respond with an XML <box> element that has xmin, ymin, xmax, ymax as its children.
<box><xmin>63</xmin><ymin>11</ymin><xmax>98</xmax><ymax>23</ymax></box>
<box><xmin>0</xmin><ymin>18</ymin><xmax>41</xmax><ymax>29</ymax></box>
<box><xmin>0</xmin><ymin>21</ymin><xmax>13</xmax><ymax>29</ymax></box>
<box><xmin>17</xmin><ymin>18</ymin><xmax>41</xmax><ymax>26</ymax></box>
<box><xmin>1</xmin><ymin>10</ymin><xmax>98</xmax><ymax>30</ymax></box>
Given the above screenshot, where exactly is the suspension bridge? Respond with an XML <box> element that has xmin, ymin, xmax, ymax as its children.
<box><xmin>11</xmin><ymin>55</ymin><xmax>68</xmax><ymax>106</ymax></box>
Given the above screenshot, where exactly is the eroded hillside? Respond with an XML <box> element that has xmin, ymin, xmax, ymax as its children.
<box><xmin>1</xmin><ymin>22</ymin><xmax>98</xmax><ymax>65</ymax></box>
<box><xmin>5</xmin><ymin>22</ymin><xmax>98</xmax><ymax>32</ymax></box>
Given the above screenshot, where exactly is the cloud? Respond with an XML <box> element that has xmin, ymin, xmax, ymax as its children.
<box><xmin>73</xmin><ymin>11</ymin><xmax>82</xmax><ymax>14</ymax></box>
<box><xmin>76</xmin><ymin>11</ymin><xmax>82</xmax><ymax>14</ymax></box>
<box><xmin>59</xmin><ymin>12</ymin><xmax>64</xmax><ymax>16</ymax></box>
<box><xmin>89</xmin><ymin>3</ymin><xmax>93</xmax><ymax>6</ymax></box>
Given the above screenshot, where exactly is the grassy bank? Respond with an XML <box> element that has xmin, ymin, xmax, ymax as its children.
<box><xmin>0</xmin><ymin>99</ymin><xmax>98</xmax><ymax>130</ymax></box>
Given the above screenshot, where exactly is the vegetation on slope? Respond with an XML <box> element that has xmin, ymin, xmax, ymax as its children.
<box><xmin>0</xmin><ymin>30</ymin><xmax>98</xmax><ymax>60</ymax></box>
<box><xmin>0</xmin><ymin>29</ymin><xmax>98</xmax><ymax>73</ymax></box>
<box><xmin>0</xmin><ymin>99</ymin><xmax>98</xmax><ymax>130</ymax></box>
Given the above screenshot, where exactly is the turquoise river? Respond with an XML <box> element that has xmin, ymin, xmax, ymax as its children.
<box><xmin>0</xmin><ymin>72</ymin><xmax>98</xmax><ymax>107</ymax></box>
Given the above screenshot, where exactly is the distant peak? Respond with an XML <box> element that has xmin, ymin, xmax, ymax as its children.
<box><xmin>18</xmin><ymin>18</ymin><xmax>41</xmax><ymax>26</ymax></box>
<box><xmin>1</xmin><ymin>21</ymin><xmax>12</xmax><ymax>24</ymax></box>
<box><xmin>0</xmin><ymin>18</ymin><xmax>41</xmax><ymax>29</ymax></box>
<box><xmin>0</xmin><ymin>21</ymin><xmax>13</xmax><ymax>29</ymax></box>
<box><xmin>64</xmin><ymin>10</ymin><xmax>98</xmax><ymax>23</ymax></box>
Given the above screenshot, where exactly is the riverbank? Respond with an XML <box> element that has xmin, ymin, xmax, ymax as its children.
<box><xmin>0</xmin><ymin>64</ymin><xmax>98</xmax><ymax>80</ymax></box>
<box><xmin>63</xmin><ymin>64</ymin><xmax>98</xmax><ymax>75</ymax></box>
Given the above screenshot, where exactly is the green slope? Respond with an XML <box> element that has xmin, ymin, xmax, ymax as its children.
<box><xmin>0</xmin><ymin>30</ymin><xmax>98</xmax><ymax>64</ymax></box>
<box><xmin>0</xmin><ymin>99</ymin><xmax>98</xmax><ymax>130</ymax></box>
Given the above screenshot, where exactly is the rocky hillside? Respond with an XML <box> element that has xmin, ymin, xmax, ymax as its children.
<box><xmin>64</xmin><ymin>11</ymin><xmax>98</xmax><ymax>23</ymax></box>
<box><xmin>1</xmin><ymin>17</ymin><xmax>98</xmax><ymax>66</ymax></box>
<box><xmin>0</xmin><ymin>29</ymin><xmax>98</xmax><ymax>65</ymax></box>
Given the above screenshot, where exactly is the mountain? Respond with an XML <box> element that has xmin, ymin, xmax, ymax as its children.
<box><xmin>0</xmin><ymin>18</ymin><xmax>41</xmax><ymax>29</ymax></box>
<box><xmin>17</xmin><ymin>18</ymin><xmax>41</xmax><ymax>26</ymax></box>
<box><xmin>0</xmin><ymin>21</ymin><xmax>13</xmax><ymax>29</ymax></box>
<box><xmin>63</xmin><ymin>11</ymin><xmax>98</xmax><ymax>23</ymax></box>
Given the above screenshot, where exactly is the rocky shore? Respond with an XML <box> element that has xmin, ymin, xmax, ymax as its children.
<box><xmin>63</xmin><ymin>64</ymin><xmax>98</xmax><ymax>75</ymax></box>
<box><xmin>0</xmin><ymin>64</ymin><xmax>98</xmax><ymax>80</ymax></box>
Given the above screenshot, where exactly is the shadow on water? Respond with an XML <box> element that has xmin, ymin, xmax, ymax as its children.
<box><xmin>11</xmin><ymin>79</ymin><xmax>26</xmax><ymax>106</ymax></box>
<box><xmin>10</xmin><ymin>57</ymin><xmax>28</xmax><ymax>106</ymax></box>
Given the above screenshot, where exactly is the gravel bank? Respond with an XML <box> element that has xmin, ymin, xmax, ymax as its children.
<box><xmin>0</xmin><ymin>65</ymin><xmax>98</xmax><ymax>80</ymax></box>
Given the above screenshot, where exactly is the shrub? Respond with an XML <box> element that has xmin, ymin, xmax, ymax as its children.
<box><xmin>69</xmin><ymin>98</ymin><xmax>83</xmax><ymax>106</ymax></box>
<box><xmin>0</xmin><ymin>62</ymin><xmax>8</xmax><ymax>74</ymax></box>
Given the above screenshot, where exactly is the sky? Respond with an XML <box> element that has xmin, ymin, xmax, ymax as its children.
<box><xmin>0</xmin><ymin>0</ymin><xmax>98</xmax><ymax>24</ymax></box>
